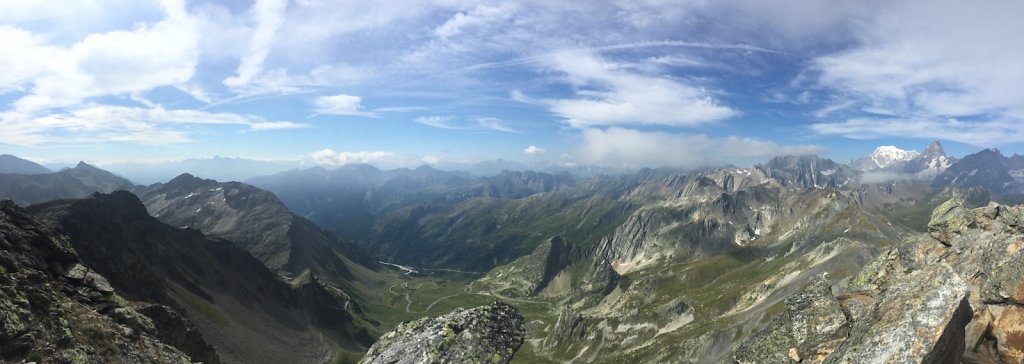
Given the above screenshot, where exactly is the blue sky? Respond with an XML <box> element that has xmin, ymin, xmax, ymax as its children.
<box><xmin>1</xmin><ymin>0</ymin><xmax>1022</xmax><ymax>169</ymax></box>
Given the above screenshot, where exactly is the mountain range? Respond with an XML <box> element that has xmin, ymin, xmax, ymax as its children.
<box><xmin>0</xmin><ymin>154</ymin><xmax>51</xmax><ymax>175</ymax></box>
<box><xmin>101</xmin><ymin>156</ymin><xmax>305</xmax><ymax>185</ymax></box>
<box><xmin>2</xmin><ymin>140</ymin><xmax>1024</xmax><ymax>363</ymax></box>
<box><xmin>0</xmin><ymin>161</ymin><xmax>134</xmax><ymax>205</ymax></box>
<box><xmin>852</xmin><ymin>141</ymin><xmax>955</xmax><ymax>181</ymax></box>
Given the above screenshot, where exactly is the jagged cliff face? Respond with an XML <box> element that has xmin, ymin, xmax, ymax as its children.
<box><xmin>0</xmin><ymin>200</ymin><xmax>196</xmax><ymax>363</ymax></box>
<box><xmin>138</xmin><ymin>173</ymin><xmax>375</xmax><ymax>291</ymax></box>
<box><xmin>360</xmin><ymin>301</ymin><xmax>525</xmax><ymax>364</ymax></box>
<box><xmin>934</xmin><ymin>148</ymin><xmax>1023</xmax><ymax>195</ymax></box>
<box><xmin>479</xmin><ymin>236</ymin><xmax>583</xmax><ymax>298</ymax></box>
<box><xmin>478</xmin><ymin>236</ymin><xmax>621</xmax><ymax>307</ymax></box>
<box><xmin>758</xmin><ymin>155</ymin><xmax>856</xmax><ymax>189</ymax></box>
<box><xmin>593</xmin><ymin>167</ymin><xmax>906</xmax><ymax>275</ymax></box>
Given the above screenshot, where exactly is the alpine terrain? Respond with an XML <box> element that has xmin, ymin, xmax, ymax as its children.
<box><xmin>3</xmin><ymin>140</ymin><xmax>1024</xmax><ymax>363</ymax></box>
<box><xmin>0</xmin><ymin>1</ymin><xmax>1020</xmax><ymax>362</ymax></box>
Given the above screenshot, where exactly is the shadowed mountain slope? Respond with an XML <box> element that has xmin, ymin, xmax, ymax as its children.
<box><xmin>0</xmin><ymin>154</ymin><xmax>51</xmax><ymax>175</ymax></box>
<box><xmin>0</xmin><ymin>162</ymin><xmax>134</xmax><ymax>205</ymax></box>
<box><xmin>28</xmin><ymin>191</ymin><xmax>374</xmax><ymax>363</ymax></box>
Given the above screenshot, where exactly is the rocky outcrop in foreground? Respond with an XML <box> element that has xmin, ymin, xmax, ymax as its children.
<box><xmin>360</xmin><ymin>301</ymin><xmax>526</xmax><ymax>364</ymax></box>
<box><xmin>0</xmin><ymin>200</ymin><xmax>196</xmax><ymax>363</ymax></box>
<box><xmin>735</xmin><ymin>197</ymin><xmax>1024</xmax><ymax>363</ymax></box>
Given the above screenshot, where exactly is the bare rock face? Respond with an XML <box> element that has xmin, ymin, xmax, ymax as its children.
<box><xmin>736</xmin><ymin>262</ymin><xmax>971</xmax><ymax>364</ymax></box>
<box><xmin>927</xmin><ymin>197</ymin><xmax>973</xmax><ymax>245</ymax></box>
<box><xmin>991</xmin><ymin>306</ymin><xmax>1024</xmax><ymax>363</ymax></box>
<box><xmin>733</xmin><ymin>198</ymin><xmax>1024</xmax><ymax>363</ymax></box>
<box><xmin>360</xmin><ymin>301</ymin><xmax>526</xmax><ymax>364</ymax></box>
<box><xmin>543</xmin><ymin>306</ymin><xmax>587</xmax><ymax>350</ymax></box>
<box><xmin>734</xmin><ymin>273</ymin><xmax>850</xmax><ymax>364</ymax></box>
<box><xmin>825</xmin><ymin>263</ymin><xmax>971</xmax><ymax>363</ymax></box>
<box><xmin>934</xmin><ymin>200</ymin><xmax>1024</xmax><ymax>363</ymax></box>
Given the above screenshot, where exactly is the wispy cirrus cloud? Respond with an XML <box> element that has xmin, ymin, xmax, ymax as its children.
<box><xmin>806</xmin><ymin>0</ymin><xmax>1024</xmax><ymax>146</ymax></box>
<box><xmin>414</xmin><ymin>115</ymin><xmax>459</xmax><ymax>130</ymax></box>
<box><xmin>222</xmin><ymin>0</ymin><xmax>286</xmax><ymax>91</ymax></box>
<box><xmin>414</xmin><ymin>115</ymin><xmax>520</xmax><ymax>133</ymax></box>
<box><xmin>810</xmin><ymin>118</ymin><xmax>1024</xmax><ymax>147</ymax></box>
<box><xmin>0</xmin><ymin>104</ymin><xmax>306</xmax><ymax>146</ymax></box>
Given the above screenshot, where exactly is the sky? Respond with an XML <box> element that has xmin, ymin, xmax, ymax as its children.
<box><xmin>1</xmin><ymin>0</ymin><xmax>1023</xmax><ymax>170</ymax></box>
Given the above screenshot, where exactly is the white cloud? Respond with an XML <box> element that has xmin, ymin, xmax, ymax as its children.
<box><xmin>413</xmin><ymin>115</ymin><xmax>518</xmax><ymax>133</ymax></box>
<box><xmin>415</xmin><ymin>115</ymin><xmax>459</xmax><ymax>129</ymax></box>
<box><xmin>248</xmin><ymin>121</ymin><xmax>310</xmax><ymax>130</ymax></box>
<box><xmin>434</xmin><ymin>4</ymin><xmax>516</xmax><ymax>40</ymax></box>
<box><xmin>807</xmin><ymin>0</ymin><xmax>1024</xmax><ymax>145</ymax></box>
<box><xmin>223</xmin><ymin>0</ymin><xmax>287</xmax><ymax>90</ymax></box>
<box><xmin>523</xmin><ymin>145</ymin><xmax>546</xmax><ymax>155</ymax></box>
<box><xmin>542</xmin><ymin>50</ymin><xmax>738</xmax><ymax>128</ymax></box>
<box><xmin>421</xmin><ymin>155</ymin><xmax>443</xmax><ymax>164</ymax></box>
<box><xmin>574</xmin><ymin>127</ymin><xmax>825</xmax><ymax>168</ymax></box>
<box><xmin>174</xmin><ymin>83</ymin><xmax>212</xmax><ymax>103</ymax></box>
<box><xmin>0</xmin><ymin>26</ymin><xmax>58</xmax><ymax>94</ymax></box>
<box><xmin>0</xmin><ymin>104</ymin><xmax>304</xmax><ymax>146</ymax></box>
<box><xmin>310</xmin><ymin>149</ymin><xmax>395</xmax><ymax>166</ymax></box>
<box><xmin>312</xmin><ymin>94</ymin><xmax>376</xmax><ymax>117</ymax></box>
<box><xmin>12</xmin><ymin>0</ymin><xmax>199</xmax><ymax>113</ymax></box>
<box><xmin>192</xmin><ymin>2</ymin><xmax>252</xmax><ymax>63</ymax></box>
<box><xmin>813</xmin><ymin>100</ymin><xmax>856</xmax><ymax>118</ymax></box>
<box><xmin>474</xmin><ymin>117</ymin><xmax>519</xmax><ymax>133</ymax></box>
<box><xmin>810</xmin><ymin>118</ymin><xmax>1024</xmax><ymax>147</ymax></box>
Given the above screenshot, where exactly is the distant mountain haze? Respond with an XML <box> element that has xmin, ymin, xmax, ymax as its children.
<box><xmin>101</xmin><ymin>156</ymin><xmax>305</xmax><ymax>185</ymax></box>
<box><xmin>0</xmin><ymin>154</ymin><xmax>51</xmax><ymax>175</ymax></box>
<box><xmin>0</xmin><ymin>161</ymin><xmax>135</xmax><ymax>205</ymax></box>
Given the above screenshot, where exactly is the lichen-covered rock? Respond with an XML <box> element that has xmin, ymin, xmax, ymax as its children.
<box><xmin>927</xmin><ymin>197</ymin><xmax>974</xmax><ymax>245</ymax></box>
<box><xmin>921</xmin><ymin>201</ymin><xmax>1024</xmax><ymax>362</ymax></box>
<box><xmin>733</xmin><ymin>199</ymin><xmax>1024</xmax><ymax>364</ymax></box>
<box><xmin>844</xmin><ymin>247</ymin><xmax>908</xmax><ymax>292</ymax></box>
<box><xmin>360</xmin><ymin>301</ymin><xmax>525</xmax><ymax>364</ymax></box>
<box><xmin>734</xmin><ymin>273</ymin><xmax>848</xmax><ymax>364</ymax></box>
<box><xmin>824</xmin><ymin>263</ymin><xmax>971</xmax><ymax>364</ymax></box>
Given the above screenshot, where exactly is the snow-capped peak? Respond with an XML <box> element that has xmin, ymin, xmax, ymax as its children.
<box><xmin>870</xmin><ymin>146</ymin><xmax>919</xmax><ymax>169</ymax></box>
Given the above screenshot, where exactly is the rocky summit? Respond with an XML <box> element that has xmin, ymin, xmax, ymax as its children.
<box><xmin>734</xmin><ymin>198</ymin><xmax>1024</xmax><ymax>363</ymax></box>
<box><xmin>360</xmin><ymin>301</ymin><xmax>526</xmax><ymax>364</ymax></box>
